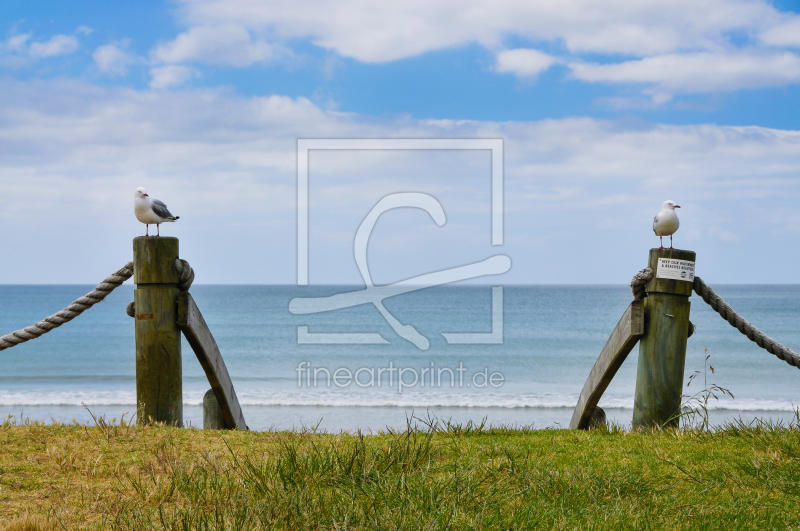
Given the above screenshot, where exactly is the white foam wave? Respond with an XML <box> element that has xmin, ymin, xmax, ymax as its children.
<box><xmin>0</xmin><ymin>390</ymin><xmax>137</xmax><ymax>406</ymax></box>
<box><xmin>0</xmin><ymin>389</ymin><xmax>796</xmax><ymax>412</ymax></box>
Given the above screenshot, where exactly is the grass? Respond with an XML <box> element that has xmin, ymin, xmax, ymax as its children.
<box><xmin>1</xmin><ymin>411</ymin><xmax>800</xmax><ymax>530</ymax></box>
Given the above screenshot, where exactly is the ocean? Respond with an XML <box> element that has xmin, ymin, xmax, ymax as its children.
<box><xmin>1</xmin><ymin>284</ymin><xmax>798</xmax><ymax>431</ymax></box>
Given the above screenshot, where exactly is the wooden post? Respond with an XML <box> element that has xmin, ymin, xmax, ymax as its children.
<box><xmin>632</xmin><ymin>248</ymin><xmax>695</xmax><ymax>429</ymax></box>
<box><xmin>133</xmin><ymin>236</ymin><xmax>182</xmax><ymax>427</ymax></box>
<box><xmin>203</xmin><ymin>389</ymin><xmax>225</xmax><ymax>429</ymax></box>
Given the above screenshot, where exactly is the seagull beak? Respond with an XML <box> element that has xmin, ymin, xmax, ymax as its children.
<box><xmin>144</xmin><ymin>193</ymin><xmax>149</xmax><ymax>197</ymax></box>
<box><xmin>675</xmin><ymin>205</ymin><xmax>681</xmax><ymax>208</ymax></box>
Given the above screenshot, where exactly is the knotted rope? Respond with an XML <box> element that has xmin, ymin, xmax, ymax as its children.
<box><xmin>0</xmin><ymin>263</ymin><xmax>134</xmax><ymax>352</ymax></box>
<box><xmin>174</xmin><ymin>258</ymin><xmax>195</xmax><ymax>291</ymax></box>
<box><xmin>630</xmin><ymin>267</ymin><xmax>800</xmax><ymax>369</ymax></box>
<box><xmin>630</xmin><ymin>267</ymin><xmax>654</xmax><ymax>300</ymax></box>
<box><xmin>2</xmin><ymin>258</ymin><xmax>195</xmax><ymax>350</ymax></box>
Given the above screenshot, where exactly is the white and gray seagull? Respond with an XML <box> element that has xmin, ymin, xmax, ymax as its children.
<box><xmin>653</xmin><ymin>199</ymin><xmax>680</xmax><ymax>249</ymax></box>
<box><xmin>134</xmin><ymin>187</ymin><xmax>179</xmax><ymax>237</ymax></box>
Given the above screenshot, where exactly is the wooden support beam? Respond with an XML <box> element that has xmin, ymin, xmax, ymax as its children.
<box><xmin>177</xmin><ymin>292</ymin><xmax>248</xmax><ymax>430</ymax></box>
<box><xmin>570</xmin><ymin>300</ymin><xmax>644</xmax><ymax>430</ymax></box>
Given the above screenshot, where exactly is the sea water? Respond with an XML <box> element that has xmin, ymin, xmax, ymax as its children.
<box><xmin>1</xmin><ymin>285</ymin><xmax>798</xmax><ymax>431</ymax></box>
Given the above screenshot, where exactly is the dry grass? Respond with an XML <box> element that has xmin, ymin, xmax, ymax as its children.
<box><xmin>1</xmin><ymin>413</ymin><xmax>799</xmax><ymax>530</ymax></box>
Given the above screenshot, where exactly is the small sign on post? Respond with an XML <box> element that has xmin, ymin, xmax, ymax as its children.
<box><xmin>656</xmin><ymin>258</ymin><xmax>695</xmax><ymax>282</ymax></box>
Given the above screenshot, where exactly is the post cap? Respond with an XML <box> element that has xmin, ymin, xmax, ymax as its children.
<box><xmin>133</xmin><ymin>237</ymin><xmax>180</xmax><ymax>284</ymax></box>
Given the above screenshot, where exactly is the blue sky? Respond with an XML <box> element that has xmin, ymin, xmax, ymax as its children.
<box><xmin>1</xmin><ymin>0</ymin><xmax>800</xmax><ymax>284</ymax></box>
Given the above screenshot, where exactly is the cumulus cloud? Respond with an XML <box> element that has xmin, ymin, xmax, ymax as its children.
<box><xmin>175</xmin><ymin>0</ymin><xmax>781</xmax><ymax>60</ymax></box>
<box><xmin>569</xmin><ymin>51</ymin><xmax>800</xmax><ymax>99</ymax></box>
<box><xmin>760</xmin><ymin>16</ymin><xmax>800</xmax><ymax>47</ymax></box>
<box><xmin>151</xmin><ymin>25</ymin><xmax>274</xmax><ymax>66</ymax></box>
<box><xmin>138</xmin><ymin>0</ymin><xmax>800</xmax><ymax>97</ymax></box>
<box><xmin>5</xmin><ymin>33</ymin><xmax>31</xmax><ymax>53</ymax></box>
<box><xmin>28</xmin><ymin>34</ymin><xmax>79</xmax><ymax>58</ymax></box>
<box><xmin>0</xmin><ymin>78</ymin><xmax>798</xmax><ymax>283</ymax></box>
<box><xmin>149</xmin><ymin>65</ymin><xmax>198</xmax><ymax>88</ymax></box>
<box><xmin>494</xmin><ymin>48</ymin><xmax>556</xmax><ymax>77</ymax></box>
<box><xmin>93</xmin><ymin>41</ymin><xmax>137</xmax><ymax>76</ymax></box>
<box><xmin>1</xmin><ymin>32</ymin><xmax>79</xmax><ymax>66</ymax></box>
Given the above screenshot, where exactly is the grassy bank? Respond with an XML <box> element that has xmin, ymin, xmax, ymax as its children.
<box><xmin>1</xmin><ymin>415</ymin><xmax>799</xmax><ymax>530</ymax></box>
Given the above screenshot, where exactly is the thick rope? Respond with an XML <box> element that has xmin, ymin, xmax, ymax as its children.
<box><xmin>174</xmin><ymin>258</ymin><xmax>195</xmax><ymax>291</ymax></box>
<box><xmin>630</xmin><ymin>267</ymin><xmax>654</xmax><ymax>300</ymax></box>
<box><xmin>630</xmin><ymin>267</ymin><xmax>800</xmax><ymax>369</ymax></box>
<box><xmin>2</xmin><ymin>257</ymin><xmax>195</xmax><ymax>348</ymax></box>
<box><xmin>0</xmin><ymin>263</ymin><xmax>134</xmax><ymax>352</ymax></box>
<box><xmin>692</xmin><ymin>277</ymin><xmax>800</xmax><ymax>369</ymax></box>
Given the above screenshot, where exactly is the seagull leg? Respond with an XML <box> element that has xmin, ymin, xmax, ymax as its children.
<box><xmin>659</xmin><ymin>236</ymin><xmax>664</xmax><ymax>249</ymax></box>
<box><xmin>157</xmin><ymin>224</ymin><xmax>160</xmax><ymax>237</ymax></box>
<box><xmin>146</xmin><ymin>224</ymin><xmax>149</xmax><ymax>237</ymax></box>
<box><xmin>669</xmin><ymin>235</ymin><xmax>674</xmax><ymax>249</ymax></box>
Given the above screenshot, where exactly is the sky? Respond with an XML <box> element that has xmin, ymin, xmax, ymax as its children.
<box><xmin>1</xmin><ymin>0</ymin><xmax>799</xmax><ymax>284</ymax></box>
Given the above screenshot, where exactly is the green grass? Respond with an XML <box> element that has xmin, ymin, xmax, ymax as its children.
<box><xmin>1</xmin><ymin>413</ymin><xmax>800</xmax><ymax>530</ymax></box>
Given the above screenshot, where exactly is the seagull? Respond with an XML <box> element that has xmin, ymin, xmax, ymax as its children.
<box><xmin>653</xmin><ymin>200</ymin><xmax>680</xmax><ymax>249</ymax></box>
<box><xmin>134</xmin><ymin>187</ymin><xmax>179</xmax><ymax>237</ymax></box>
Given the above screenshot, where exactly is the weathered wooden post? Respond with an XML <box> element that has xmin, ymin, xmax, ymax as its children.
<box><xmin>632</xmin><ymin>248</ymin><xmax>695</xmax><ymax>429</ymax></box>
<box><xmin>133</xmin><ymin>236</ymin><xmax>183</xmax><ymax>426</ymax></box>
<box><xmin>203</xmin><ymin>389</ymin><xmax>225</xmax><ymax>429</ymax></box>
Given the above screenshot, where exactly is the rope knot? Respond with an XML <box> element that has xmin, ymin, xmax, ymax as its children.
<box><xmin>174</xmin><ymin>259</ymin><xmax>195</xmax><ymax>291</ymax></box>
<box><xmin>630</xmin><ymin>267</ymin><xmax>654</xmax><ymax>300</ymax></box>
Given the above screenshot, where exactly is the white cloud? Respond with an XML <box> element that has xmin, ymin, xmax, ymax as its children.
<box><xmin>495</xmin><ymin>48</ymin><xmax>556</xmax><ymax>77</ymax></box>
<box><xmin>6</xmin><ymin>33</ymin><xmax>31</xmax><ymax>53</ymax></box>
<box><xmin>0</xmin><ymin>78</ymin><xmax>798</xmax><ymax>283</ymax></box>
<box><xmin>28</xmin><ymin>34</ymin><xmax>79</xmax><ymax>58</ymax></box>
<box><xmin>149</xmin><ymin>65</ymin><xmax>198</xmax><ymax>88</ymax></box>
<box><xmin>760</xmin><ymin>15</ymin><xmax>800</xmax><ymax>47</ymax></box>
<box><xmin>139</xmin><ymin>0</ymin><xmax>800</xmax><ymax>96</ymax></box>
<box><xmin>151</xmin><ymin>25</ymin><xmax>274</xmax><ymax>66</ymax></box>
<box><xmin>174</xmin><ymin>0</ymin><xmax>783</xmax><ymax>60</ymax></box>
<box><xmin>93</xmin><ymin>41</ymin><xmax>136</xmax><ymax>76</ymax></box>
<box><xmin>1</xmin><ymin>32</ymin><xmax>80</xmax><ymax>66</ymax></box>
<box><xmin>569</xmin><ymin>51</ymin><xmax>800</xmax><ymax>99</ymax></box>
